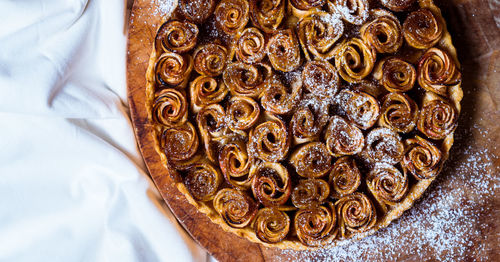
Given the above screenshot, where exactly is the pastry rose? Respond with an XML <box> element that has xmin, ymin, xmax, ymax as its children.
<box><xmin>403</xmin><ymin>8</ymin><xmax>443</xmax><ymax>49</ymax></box>
<box><xmin>251</xmin><ymin>162</ymin><xmax>292</xmax><ymax>206</ymax></box>
<box><xmin>418</xmin><ymin>47</ymin><xmax>461</xmax><ymax>96</ymax></box>
<box><xmin>290</xmin><ymin>142</ymin><xmax>333</xmax><ymax>178</ymax></box>
<box><xmin>417</xmin><ymin>97</ymin><xmax>458</xmax><ymax>140</ymax></box>
<box><xmin>329</xmin><ymin>156</ymin><xmax>361</xmax><ymax>199</ymax></box>
<box><xmin>402</xmin><ymin>136</ymin><xmax>442</xmax><ymax>180</ymax></box>
<box><xmin>297</xmin><ymin>11</ymin><xmax>344</xmax><ymax>60</ymax></box>
<box><xmin>295</xmin><ymin>203</ymin><xmax>337</xmax><ymax>246</ymax></box>
<box><xmin>335</xmin><ymin>192</ymin><xmax>376</xmax><ymax>237</ymax></box>
<box><xmin>379</xmin><ymin>92</ymin><xmax>419</xmax><ymax>133</ymax></box>
<box><xmin>152</xmin><ymin>88</ymin><xmax>188</xmax><ymax>127</ymax></box>
<box><xmin>184</xmin><ymin>160</ymin><xmax>222</xmax><ymax>201</ymax></box>
<box><xmin>291</xmin><ymin>179</ymin><xmax>330</xmax><ymax>208</ymax></box>
<box><xmin>253</xmin><ymin>208</ymin><xmax>290</xmax><ymax>243</ymax></box>
<box><xmin>213</xmin><ymin>188</ymin><xmax>258</xmax><ymax>228</ymax></box>
<box><xmin>249</xmin><ymin>0</ymin><xmax>286</xmax><ymax>33</ymax></box>
<box><xmin>215</xmin><ymin>0</ymin><xmax>250</xmax><ymax>35</ymax></box>
<box><xmin>155</xmin><ymin>20</ymin><xmax>198</xmax><ymax>53</ymax></box>
<box><xmin>267</xmin><ymin>30</ymin><xmax>302</xmax><ymax>72</ymax></box>
<box><xmin>335</xmin><ymin>38</ymin><xmax>376</xmax><ymax>83</ymax></box>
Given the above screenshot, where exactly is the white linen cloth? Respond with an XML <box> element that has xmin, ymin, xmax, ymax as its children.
<box><xmin>0</xmin><ymin>1</ymin><xmax>210</xmax><ymax>261</ymax></box>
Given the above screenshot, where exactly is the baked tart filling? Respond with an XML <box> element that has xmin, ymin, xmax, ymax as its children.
<box><xmin>145</xmin><ymin>0</ymin><xmax>462</xmax><ymax>249</ymax></box>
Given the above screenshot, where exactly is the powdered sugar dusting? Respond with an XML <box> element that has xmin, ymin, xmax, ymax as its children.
<box><xmin>278</xmin><ymin>124</ymin><xmax>499</xmax><ymax>261</ymax></box>
<box><xmin>151</xmin><ymin>0</ymin><xmax>177</xmax><ymax>17</ymax></box>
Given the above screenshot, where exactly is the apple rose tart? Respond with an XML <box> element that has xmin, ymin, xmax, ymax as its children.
<box><xmin>145</xmin><ymin>0</ymin><xmax>462</xmax><ymax>250</ymax></box>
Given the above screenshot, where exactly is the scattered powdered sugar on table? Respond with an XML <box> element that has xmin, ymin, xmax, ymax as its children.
<box><xmin>278</xmin><ymin>124</ymin><xmax>499</xmax><ymax>261</ymax></box>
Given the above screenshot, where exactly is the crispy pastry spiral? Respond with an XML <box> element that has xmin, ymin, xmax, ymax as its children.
<box><xmin>335</xmin><ymin>192</ymin><xmax>376</xmax><ymax>237</ymax></box>
<box><xmin>365</xmin><ymin>127</ymin><xmax>404</xmax><ymax>165</ymax></box>
<box><xmin>360</xmin><ymin>10</ymin><xmax>402</xmax><ymax>54</ymax></box>
<box><xmin>417</xmin><ymin>97</ymin><xmax>458</xmax><ymax>140</ymax></box>
<box><xmin>250</xmin><ymin>0</ymin><xmax>286</xmax><ymax>33</ymax></box>
<box><xmin>379</xmin><ymin>93</ymin><xmax>419</xmax><ymax>133</ymax></box>
<box><xmin>155</xmin><ymin>20</ymin><xmax>198</xmax><ymax>53</ymax></box>
<box><xmin>261</xmin><ymin>78</ymin><xmax>301</xmax><ymax>115</ymax></box>
<box><xmin>418</xmin><ymin>48</ymin><xmax>461</xmax><ymax>96</ymax></box>
<box><xmin>219</xmin><ymin>141</ymin><xmax>254</xmax><ymax>188</ymax></box>
<box><xmin>290</xmin><ymin>142</ymin><xmax>332</xmax><ymax>178</ymax></box>
<box><xmin>329</xmin><ymin>157</ymin><xmax>361</xmax><ymax>199</ymax></box>
<box><xmin>381</xmin><ymin>0</ymin><xmax>416</xmax><ymax>12</ymax></box>
<box><xmin>189</xmin><ymin>75</ymin><xmax>228</xmax><ymax>112</ymax></box>
<box><xmin>403</xmin><ymin>8</ymin><xmax>443</xmax><ymax>49</ymax></box>
<box><xmin>152</xmin><ymin>88</ymin><xmax>188</xmax><ymax>127</ymax></box>
<box><xmin>267</xmin><ymin>30</ymin><xmax>302</xmax><ymax>72</ymax></box>
<box><xmin>291</xmin><ymin>179</ymin><xmax>330</xmax><ymax>208</ymax></box>
<box><xmin>236</xmin><ymin>27</ymin><xmax>266</xmax><ymax>63</ymax></box>
<box><xmin>291</xmin><ymin>0</ymin><xmax>325</xmax><ymax>10</ymax></box>
<box><xmin>179</xmin><ymin>0</ymin><xmax>216</xmax><ymax>24</ymax></box>
<box><xmin>403</xmin><ymin>136</ymin><xmax>442</xmax><ymax>180</ymax></box>
<box><xmin>302</xmin><ymin>60</ymin><xmax>340</xmax><ymax>97</ymax></box>
<box><xmin>251</xmin><ymin>162</ymin><xmax>292</xmax><ymax>206</ymax></box>
<box><xmin>193</xmin><ymin>43</ymin><xmax>228</xmax><ymax>77</ymax></box>
<box><xmin>155</xmin><ymin>52</ymin><xmax>193</xmax><ymax>88</ymax></box>
<box><xmin>297</xmin><ymin>12</ymin><xmax>344</xmax><ymax>61</ymax></box>
<box><xmin>223</xmin><ymin>62</ymin><xmax>272</xmax><ymax>98</ymax></box>
<box><xmin>325</xmin><ymin>116</ymin><xmax>365</xmax><ymax>157</ymax></box>
<box><xmin>328</xmin><ymin>0</ymin><xmax>369</xmax><ymax>25</ymax></box>
<box><xmin>184</xmin><ymin>160</ymin><xmax>222</xmax><ymax>201</ymax></box>
<box><xmin>378</xmin><ymin>57</ymin><xmax>416</xmax><ymax>93</ymax></box>
<box><xmin>294</xmin><ymin>203</ymin><xmax>337</xmax><ymax>247</ymax></box>
<box><xmin>213</xmin><ymin>188</ymin><xmax>258</xmax><ymax>228</ymax></box>
<box><xmin>338</xmin><ymin>89</ymin><xmax>380</xmax><ymax>130</ymax></box>
<box><xmin>196</xmin><ymin>104</ymin><xmax>226</xmax><ymax>162</ymax></box>
<box><xmin>226</xmin><ymin>96</ymin><xmax>261</xmax><ymax>132</ymax></box>
<box><xmin>215</xmin><ymin>0</ymin><xmax>250</xmax><ymax>35</ymax></box>
<box><xmin>335</xmin><ymin>38</ymin><xmax>376</xmax><ymax>83</ymax></box>
<box><xmin>160</xmin><ymin>122</ymin><xmax>199</xmax><ymax>161</ymax></box>
<box><xmin>254</xmin><ymin>208</ymin><xmax>290</xmax><ymax>243</ymax></box>
<box><xmin>249</xmin><ymin>114</ymin><xmax>290</xmax><ymax>162</ymax></box>
<box><xmin>367</xmin><ymin>163</ymin><xmax>408</xmax><ymax>210</ymax></box>
<box><xmin>290</xmin><ymin>106</ymin><xmax>324</xmax><ymax>144</ymax></box>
